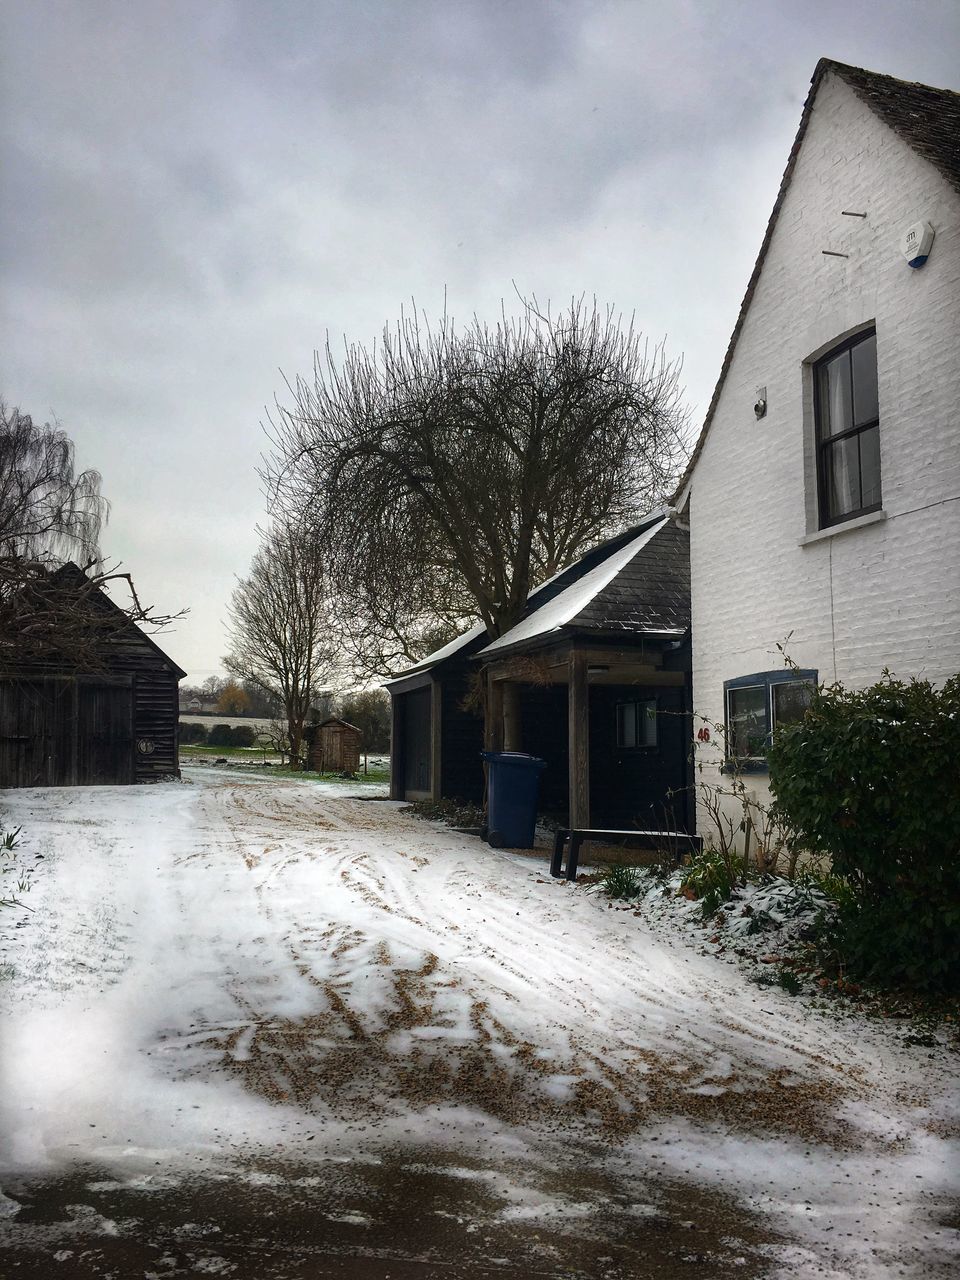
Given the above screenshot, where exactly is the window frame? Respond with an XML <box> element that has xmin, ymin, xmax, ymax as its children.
<box><xmin>814</xmin><ymin>328</ymin><xmax>881</xmax><ymax>529</ymax></box>
<box><xmin>616</xmin><ymin>697</ymin><xmax>658</xmax><ymax>751</ymax></box>
<box><xmin>723</xmin><ymin>670</ymin><xmax>817</xmax><ymax>771</ymax></box>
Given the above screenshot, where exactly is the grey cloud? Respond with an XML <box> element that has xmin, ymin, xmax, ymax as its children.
<box><xmin>2</xmin><ymin>0</ymin><xmax>959</xmax><ymax>682</ymax></box>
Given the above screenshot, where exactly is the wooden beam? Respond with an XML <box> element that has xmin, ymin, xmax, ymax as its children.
<box><xmin>584</xmin><ymin>668</ymin><xmax>686</xmax><ymax>687</ymax></box>
<box><xmin>484</xmin><ymin>656</ymin><xmax>567</xmax><ymax>683</ymax></box>
<box><xmin>568</xmin><ymin>651</ymin><xmax>590</xmax><ymax>829</ymax></box>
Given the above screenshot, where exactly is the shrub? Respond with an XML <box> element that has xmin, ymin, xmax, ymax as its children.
<box><xmin>680</xmin><ymin>847</ymin><xmax>747</xmax><ymax>916</ymax></box>
<box><xmin>229</xmin><ymin>724</ymin><xmax>256</xmax><ymax>748</ymax></box>
<box><xmin>598</xmin><ymin>863</ymin><xmax>643</xmax><ymax>900</ymax></box>
<box><xmin>769</xmin><ymin>672</ymin><xmax>960</xmax><ymax>990</ymax></box>
<box><xmin>207</xmin><ymin>723</ymin><xmax>235</xmax><ymax>747</ymax></box>
<box><xmin>179</xmin><ymin>722</ymin><xmax>208</xmax><ymax>744</ymax></box>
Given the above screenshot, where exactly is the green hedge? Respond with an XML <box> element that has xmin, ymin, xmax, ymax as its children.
<box><xmin>207</xmin><ymin>723</ymin><xmax>257</xmax><ymax>748</ymax></box>
<box><xmin>768</xmin><ymin>672</ymin><xmax>960</xmax><ymax>990</ymax></box>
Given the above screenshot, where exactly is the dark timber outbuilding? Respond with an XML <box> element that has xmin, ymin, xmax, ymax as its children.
<box><xmin>0</xmin><ymin>565</ymin><xmax>185</xmax><ymax>787</ymax></box>
<box><xmin>385</xmin><ymin>511</ymin><xmax>694</xmax><ymax>833</ymax></box>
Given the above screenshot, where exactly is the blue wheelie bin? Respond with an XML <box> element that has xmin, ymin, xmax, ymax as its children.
<box><xmin>481</xmin><ymin>751</ymin><xmax>547</xmax><ymax>849</ymax></box>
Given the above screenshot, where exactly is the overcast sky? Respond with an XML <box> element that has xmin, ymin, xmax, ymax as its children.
<box><xmin>2</xmin><ymin>0</ymin><xmax>958</xmax><ymax>686</ymax></box>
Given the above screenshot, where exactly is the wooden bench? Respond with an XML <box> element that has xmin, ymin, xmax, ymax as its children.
<box><xmin>550</xmin><ymin>827</ymin><xmax>703</xmax><ymax>881</ymax></box>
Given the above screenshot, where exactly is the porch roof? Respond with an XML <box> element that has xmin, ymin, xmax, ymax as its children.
<box><xmin>384</xmin><ymin>510</ymin><xmax>673</xmax><ymax>687</ymax></box>
<box><xmin>477</xmin><ymin>516</ymin><xmax>689</xmax><ymax>659</ymax></box>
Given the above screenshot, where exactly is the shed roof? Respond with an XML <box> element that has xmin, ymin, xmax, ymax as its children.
<box><xmin>316</xmin><ymin>717</ymin><xmax>361</xmax><ymax>733</ymax></box>
<box><xmin>478</xmin><ymin>516</ymin><xmax>689</xmax><ymax>658</ymax></box>
<box><xmin>673</xmin><ymin>58</ymin><xmax>960</xmax><ymax>504</ymax></box>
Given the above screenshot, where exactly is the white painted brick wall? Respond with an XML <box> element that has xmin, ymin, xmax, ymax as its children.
<box><xmin>685</xmin><ymin>72</ymin><xmax>960</xmax><ymax>832</ymax></box>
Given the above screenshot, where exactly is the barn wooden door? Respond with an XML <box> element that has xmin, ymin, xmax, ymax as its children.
<box><xmin>76</xmin><ymin>680</ymin><xmax>134</xmax><ymax>785</ymax></box>
<box><xmin>0</xmin><ymin>680</ymin><xmax>74</xmax><ymax>787</ymax></box>
<box><xmin>0</xmin><ymin>677</ymin><xmax>133</xmax><ymax>787</ymax></box>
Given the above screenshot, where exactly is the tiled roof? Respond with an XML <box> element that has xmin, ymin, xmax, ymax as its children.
<box><xmin>386</xmin><ymin>512</ymin><xmax>671</xmax><ymax>681</ymax></box>
<box><xmin>570</xmin><ymin>517</ymin><xmax>690</xmax><ymax>635</ymax></box>
<box><xmin>832</xmin><ymin>61</ymin><xmax>960</xmax><ymax>194</ymax></box>
<box><xmin>478</xmin><ymin>517</ymin><xmax>689</xmax><ymax>658</ymax></box>
<box><xmin>673</xmin><ymin>59</ymin><xmax>960</xmax><ymax>504</ymax></box>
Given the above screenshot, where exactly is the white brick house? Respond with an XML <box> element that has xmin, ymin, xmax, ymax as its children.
<box><xmin>674</xmin><ymin>59</ymin><xmax>960</xmax><ymax>829</ymax></box>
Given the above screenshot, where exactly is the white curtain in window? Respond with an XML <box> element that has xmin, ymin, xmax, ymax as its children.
<box><xmin>828</xmin><ymin>371</ymin><xmax>857</xmax><ymax>515</ymax></box>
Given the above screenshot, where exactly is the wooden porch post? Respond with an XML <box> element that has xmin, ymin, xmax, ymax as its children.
<box><xmin>502</xmin><ymin>681</ymin><xmax>522</xmax><ymax>752</ymax></box>
<box><xmin>568</xmin><ymin>651</ymin><xmax>590</xmax><ymax>828</ymax></box>
<box><xmin>484</xmin><ymin>670</ymin><xmax>504</xmax><ymax>752</ymax></box>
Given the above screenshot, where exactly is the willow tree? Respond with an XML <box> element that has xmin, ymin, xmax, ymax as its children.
<box><xmin>264</xmin><ymin>297</ymin><xmax>688</xmax><ymax>677</ymax></box>
<box><xmin>0</xmin><ymin>402</ymin><xmax>178</xmax><ymax>671</ymax></box>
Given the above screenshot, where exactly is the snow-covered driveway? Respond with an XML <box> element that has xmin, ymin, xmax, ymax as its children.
<box><xmin>1</xmin><ymin>769</ymin><xmax>957</xmax><ymax>1278</ymax></box>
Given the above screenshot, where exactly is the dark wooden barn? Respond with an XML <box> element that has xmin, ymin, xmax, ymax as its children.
<box><xmin>385</xmin><ymin>511</ymin><xmax>693</xmax><ymax>832</ymax></box>
<box><xmin>0</xmin><ymin>565</ymin><xmax>185</xmax><ymax>787</ymax></box>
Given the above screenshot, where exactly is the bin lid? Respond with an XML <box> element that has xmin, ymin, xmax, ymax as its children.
<box><xmin>481</xmin><ymin>751</ymin><xmax>546</xmax><ymax>768</ymax></box>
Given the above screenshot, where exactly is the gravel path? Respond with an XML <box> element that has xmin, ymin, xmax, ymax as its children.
<box><xmin>1</xmin><ymin>769</ymin><xmax>957</xmax><ymax>1277</ymax></box>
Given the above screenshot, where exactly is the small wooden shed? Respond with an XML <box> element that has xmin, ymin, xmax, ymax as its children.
<box><xmin>0</xmin><ymin>564</ymin><xmax>185</xmax><ymax>787</ymax></box>
<box><xmin>306</xmin><ymin>718</ymin><xmax>362</xmax><ymax>774</ymax></box>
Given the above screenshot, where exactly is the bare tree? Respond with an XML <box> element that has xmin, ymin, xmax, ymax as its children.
<box><xmin>264</xmin><ymin>296</ymin><xmax>689</xmax><ymax>676</ymax></box>
<box><xmin>0</xmin><ymin>403</ymin><xmax>182</xmax><ymax>672</ymax></box>
<box><xmin>224</xmin><ymin>523</ymin><xmax>335</xmax><ymax>764</ymax></box>
<box><xmin>0</xmin><ymin>401</ymin><xmax>107</xmax><ymax>562</ymax></box>
<box><xmin>257</xmin><ymin>720</ymin><xmax>292</xmax><ymax>766</ymax></box>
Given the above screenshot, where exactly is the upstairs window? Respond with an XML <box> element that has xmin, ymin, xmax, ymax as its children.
<box><xmin>724</xmin><ymin>671</ymin><xmax>817</xmax><ymax>768</ymax></box>
<box><xmin>815</xmin><ymin>330</ymin><xmax>881</xmax><ymax>527</ymax></box>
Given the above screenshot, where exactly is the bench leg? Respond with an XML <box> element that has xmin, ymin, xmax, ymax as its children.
<box><xmin>550</xmin><ymin>830</ymin><xmax>568</xmax><ymax>878</ymax></box>
<box><xmin>566</xmin><ymin>834</ymin><xmax>583</xmax><ymax>881</ymax></box>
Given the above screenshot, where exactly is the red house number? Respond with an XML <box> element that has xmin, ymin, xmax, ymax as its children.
<box><xmin>697</xmin><ymin>727</ymin><xmax>711</xmax><ymax>743</ymax></box>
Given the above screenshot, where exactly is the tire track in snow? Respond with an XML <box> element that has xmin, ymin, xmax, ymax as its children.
<box><xmin>170</xmin><ymin>777</ymin><xmax>865</xmax><ymax>1145</ymax></box>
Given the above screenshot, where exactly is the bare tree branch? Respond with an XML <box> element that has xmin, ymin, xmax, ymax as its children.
<box><xmin>262</xmin><ymin>296</ymin><xmax>690</xmax><ymax>677</ymax></box>
<box><xmin>0</xmin><ymin>403</ymin><xmax>185</xmax><ymax>673</ymax></box>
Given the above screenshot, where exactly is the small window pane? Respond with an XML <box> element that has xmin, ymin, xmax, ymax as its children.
<box><xmin>851</xmin><ymin>333</ymin><xmax>878</xmax><ymax>427</ymax></box>
<box><xmin>640</xmin><ymin>699</ymin><xmax>657</xmax><ymax>747</ymax></box>
<box><xmin>728</xmin><ymin>686</ymin><xmax>767</xmax><ymax>757</ymax></box>
<box><xmin>772</xmin><ymin>681</ymin><xmax>813</xmax><ymax>729</ymax></box>
<box><xmin>616</xmin><ymin>700</ymin><xmax>658</xmax><ymax>748</ymax></box>
<box><xmin>616</xmin><ymin>702</ymin><xmax>636</xmax><ymax>748</ymax></box>
<box><xmin>859</xmin><ymin>425</ymin><xmax>882</xmax><ymax>508</ymax></box>
<box><xmin>823</xmin><ymin>435</ymin><xmax>861</xmax><ymax>520</ymax></box>
<box><xmin>818</xmin><ymin>350</ymin><xmax>853</xmax><ymax>438</ymax></box>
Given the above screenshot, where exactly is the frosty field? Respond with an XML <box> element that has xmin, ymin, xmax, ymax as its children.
<box><xmin>0</xmin><ymin>770</ymin><xmax>957</xmax><ymax>1278</ymax></box>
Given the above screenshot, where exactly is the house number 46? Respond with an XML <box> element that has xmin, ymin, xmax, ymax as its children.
<box><xmin>696</xmin><ymin>727</ymin><xmax>711</xmax><ymax>743</ymax></box>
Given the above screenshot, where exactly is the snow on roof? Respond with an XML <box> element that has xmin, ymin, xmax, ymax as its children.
<box><xmin>383</xmin><ymin>619</ymin><xmax>490</xmax><ymax>684</ymax></box>
<box><xmin>478</xmin><ymin>516</ymin><xmax>669</xmax><ymax>656</ymax></box>
<box><xmin>385</xmin><ymin>510</ymin><xmax>672</xmax><ymax>683</ymax></box>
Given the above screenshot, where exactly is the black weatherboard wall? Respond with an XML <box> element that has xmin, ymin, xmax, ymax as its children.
<box><xmin>0</xmin><ymin>566</ymin><xmax>185</xmax><ymax>787</ymax></box>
